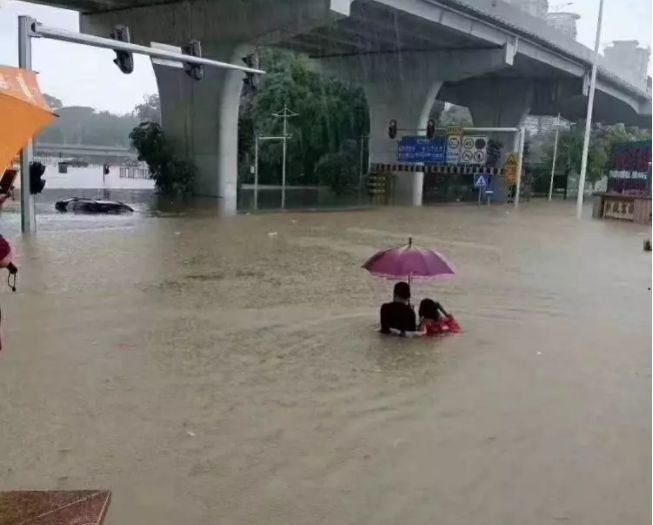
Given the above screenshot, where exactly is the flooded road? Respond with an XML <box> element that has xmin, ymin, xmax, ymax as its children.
<box><xmin>0</xmin><ymin>201</ymin><xmax>650</xmax><ymax>524</ymax></box>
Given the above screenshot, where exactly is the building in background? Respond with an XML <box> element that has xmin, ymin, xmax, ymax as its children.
<box><xmin>503</xmin><ymin>0</ymin><xmax>548</xmax><ymax>18</ymax></box>
<box><xmin>502</xmin><ymin>0</ymin><xmax>580</xmax><ymax>41</ymax></box>
<box><xmin>603</xmin><ymin>41</ymin><xmax>651</xmax><ymax>89</ymax></box>
<box><xmin>545</xmin><ymin>12</ymin><xmax>580</xmax><ymax>40</ymax></box>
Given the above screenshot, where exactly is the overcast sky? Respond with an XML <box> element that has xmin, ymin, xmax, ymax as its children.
<box><xmin>0</xmin><ymin>0</ymin><xmax>650</xmax><ymax>114</ymax></box>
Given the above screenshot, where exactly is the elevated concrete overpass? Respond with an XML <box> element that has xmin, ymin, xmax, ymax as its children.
<box><xmin>22</xmin><ymin>0</ymin><xmax>653</xmax><ymax>208</ymax></box>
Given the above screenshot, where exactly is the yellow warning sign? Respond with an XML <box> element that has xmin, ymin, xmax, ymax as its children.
<box><xmin>504</xmin><ymin>153</ymin><xmax>519</xmax><ymax>185</ymax></box>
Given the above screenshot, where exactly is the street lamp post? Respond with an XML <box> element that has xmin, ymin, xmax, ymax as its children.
<box><xmin>576</xmin><ymin>0</ymin><xmax>605</xmax><ymax>219</ymax></box>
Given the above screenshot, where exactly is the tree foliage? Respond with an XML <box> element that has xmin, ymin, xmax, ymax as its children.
<box><xmin>542</xmin><ymin>123</ymin><xmax>651</xmax><ymax>186</ymax></box>
<box><xmin>39</xmin><ymin>104</ymin><xmax>138</xmax><ymax>147</ymax></box>
<box><xmin>239</xmin><ymin>49</ymin><xmax>369</xmax><ymax>186</ymax></box>
<box><xmin>129</xmin><ymin>122</ymin><xmax>195</xmax><ymax>196</ymax></box>
<box><xmin>315</xmin><ymin>148</ymin><xmax>360</xmax><ymax>195</ymax></box>
<box><xmin>134</xmin><ymin>94</ymin><xmax>161</xmax><ymax>123</ymax></box>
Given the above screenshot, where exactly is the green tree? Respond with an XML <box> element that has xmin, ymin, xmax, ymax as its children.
<box><xmin>241</xmin><ymin>49</ymin><xmax>369</xmax><ymax>188</ymax></box>
<box><xmin>315</xmin><ymin>147</ymin><xmax>359</xmax><ymax>195</ymax></box>
<box><xmin>134</xmin><ymin>94</ymin><xmax>161</xmax><ymax>123</ymax></box>
<box><xmin>38</xmin><ymin>106</ymin><xmax>138</xmax><ymax>147</ymax></box>
<box><xmin>129</xmin><ymin>122</ymin><xmax>195</xmax><ymax>196</ymax></box>
<box><xmin>543</xmin><ymin>124</ymin><xmax>651</xmax><ymax>188</ymax></box>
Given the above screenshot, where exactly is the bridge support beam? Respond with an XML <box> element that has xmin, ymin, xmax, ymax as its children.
<box><xmin>318</xmin><ymin>45</ymin><xmax>516</xmax><ymax>206</ymax></box>
<box><xmin>152</xmin><ymin>45</ymin><xmax>246</xmax><ymax>213</ymax></box>
<box><xmin>438</xmin><ymin>77</ymin><xmax>533</xmax><ymax>202</ymax></box>
<box><xmin>467</xmin><ymin>79</ymin><xmax>533</xmax><ymax>203</ymax></box>
<box><xmin>364</xmin><ymin>81</ymin><xmax>442</xmax><ymax>206</ymax></box>
<box><xmin>81</xmin><ymin>0</ymin><xmax>352</xmax><ymax>211</ymax></box>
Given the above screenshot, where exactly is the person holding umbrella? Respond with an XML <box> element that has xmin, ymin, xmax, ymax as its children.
<box><xmin>380</xmin><ymin>281</ymin><xmax>416</xmax><ymax>335</ymax></box>
<box><xmin>364</xmin><ymin>238</ymin><xmax>461</xmax><ymax>337</ymax></box>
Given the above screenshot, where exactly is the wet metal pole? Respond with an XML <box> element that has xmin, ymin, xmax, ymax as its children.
<box><xmin>18</xmin><ymin>16</ymin><xmax>35</xmax><ymax>234</ymax></box>
<box><xmin>548</xmin><ymin>114</ymin><xmax>561</xmax><ymax>201</ymax></box>
<box><xmin>17</xmin><ymin>17</ymin><xmax>266</xmax><ymax>234</ymax></box>
<box><xmin>254</xmin><ymin>137</ymin><xmax>259</xmax><ymax>210</ymax></box>
<box><xmin>514</xmin><ymin>127</ymin><xmax>526</xmax><ymax>207</ymax></box>
<box><xmin>282</xmin><ymin>114</ymin><xmax>287</xmax><ymax>209</ymax></box>
<box><xmin>576</xmin><ymin>0</ymin><xmax>604</xmax><ymax>219</ymax></box>
<box><xmin>272</xmin><ymin>105</ymin><xmax>298</xmax><ymax>209</ymax></box>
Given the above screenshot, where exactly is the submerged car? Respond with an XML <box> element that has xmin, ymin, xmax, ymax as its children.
<box><xmin>55</xmin><ymin>198</ymin><xmax>134</xmax><ymax>214</ymax></box>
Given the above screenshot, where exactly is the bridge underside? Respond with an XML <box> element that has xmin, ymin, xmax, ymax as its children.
<box><xmin>21</xmin><ymin>0</ymin><xmax>652</xmax><ymax>209</ymax></box>
<box><xmin>274</xmin><ymin>0</ymin><xmax>649</xmax><ymax>127</ymax></box>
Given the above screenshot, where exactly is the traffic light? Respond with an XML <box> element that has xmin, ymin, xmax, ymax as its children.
<box><xmin>29</xmin><ymin>161</ymin><xmax>46</xmax><ymax>195</ymax></box>
<box><xmin>110</xmin><ymin>25</ymin><xmax>134</xmax><ymax>74</ymax></box>
<box><xmin>388</xmin><ymin>119</ymin><xmax>397</xmax><ymax>139</ymax></box>
<box><xmin>242</xmin><ymin>54</ymin><xmax>258</xmax><ymax>90</ymax></box>
<box><xmin>426</xmin><ymin>119</ymin><xmax>436</xmax><ymax>140</ymax></box>
<box><xmin>183</xmin><ymin>40</ymin><xmax>204</xmax><ymax>81</ymax></box>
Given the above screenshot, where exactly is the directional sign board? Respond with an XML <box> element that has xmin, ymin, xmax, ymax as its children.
<box><xmin>398</xmin><ymin>136</ymin><xmax>447</xmax><ymax>164</ymax></box>
<box><xmin>397</xmin><ymin>133</ymin><xmax>489</xmax><ymax>166</ymax></box>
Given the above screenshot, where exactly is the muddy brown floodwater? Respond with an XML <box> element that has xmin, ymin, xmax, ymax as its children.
<box><xmin>0</xmin><ymin>201</ymin><xmax>650</xmax><ymax>525</ymax></box>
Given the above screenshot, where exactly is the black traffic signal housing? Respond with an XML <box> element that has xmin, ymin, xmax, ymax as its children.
<box><xmin>426</xmin><ymin>119</ymin><xmax>436</xmax><ymax>140</ymax></box>
<box><xmin>29</xmin><ymin>161</ymin><xmax>46</xmax><ymax>195</ymax></box>
<box><xmin>110</xmin><ymin>25</ymin><xmax>134</xmax><ymax>74</ymax></box>
<box><xmin>388</xmin><ymin>119</ymin><xmax>397</xmax><ymax>139</ymax></box>
<box><xmin>183</xmin><ymin>40</ymin><xmax>204</xmax><ymax>81</ymax></box>
<box><xmin>242</xmin><ymin>54</ymin><xmax>258</xmax><ymax>90</ymax></box>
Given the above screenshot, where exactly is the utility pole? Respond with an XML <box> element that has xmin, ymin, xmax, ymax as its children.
<box><xmin>272</xmin><ymin>104</ymin><xmax>298</xmax><ymax>209</ymax></box>
<box><xmin>576</xmin><ymin>0</ymin><xmax>604</xmax><ymax>219</ymax></box>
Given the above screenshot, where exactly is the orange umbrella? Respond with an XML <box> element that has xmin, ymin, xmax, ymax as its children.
<box><xmin>0</xmin><ymin>66</ymin><xmax>57</xmax><ymax>173</ymax></box>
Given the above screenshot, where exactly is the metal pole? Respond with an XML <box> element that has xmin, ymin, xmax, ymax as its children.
<box><xmin>33</xmin><ymin>22</ymin><xmax>265</xmax><ymax>75</ymax></box>
<box><xmin>18</xmin><ymin>16</ymin><xmax>35</xmax><ymax>234</ymax></box>
<box><xmin>548</xmin><ymin>113</ymin><xmax>560</xmax><ymax>201</ymax></box>
<box><xmin>359</xmin><ymin>135</ymin><xmax>365</xmax><ymax>195</ymax></box>
<box><xmin>576</xmin><ymin>0</ymin><xmax>604</xmax><ymax>219</ymax></box>
<box><xmin>281</xmin><ymin>106</ymin><xmax>287</xmax><ymax>209</ymax></box>
<box><xmin>514</xmin><ymin>127</ymin><xmax>526</xmax><ymax>207</ymax></box>
<box><xmin>254</xmin><ymin>136</ymin><xmax>259</xmax><ymax>210</ymax></box>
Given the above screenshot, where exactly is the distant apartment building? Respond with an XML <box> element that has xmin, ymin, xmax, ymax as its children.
<box><xmin>545</xmin><ymin>12</ymin><xmax>580</xmax><ymax>40</ymax></box>
<box><xmin>502</xmin><ymin>0</ymin><xmax>579</xmax><ymax>40</ymax></box>
<box><xmin>502</xmin><ymin>0</ymin><xmax>548</xmax><ymax>18</ymax></box>
<box><xmin>603</xmin><ymin>40</ymin><xmax>651</xmax><ymax>89</ymax></box>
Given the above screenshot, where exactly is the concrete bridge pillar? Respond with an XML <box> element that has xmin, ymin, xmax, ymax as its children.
<box><xmin>364</xmin><ymin>81</ymin><xmax>442</xmax><ymax>206</ymax></box>
<box><xmin>466</xmin><ymin>79</ymin><xmax>533</xmax><ymax>128</ymax></box>
<box><xmin>464</xmin><ymin>79</ymin><xmax>534</xmax><ymax>202</ymax></box>
<box><xmin>81</xmin><ymin>0</ymin><xmax>353</xmax><ymax>211</ymax></box>
<box><xmin>318</xmin><ymin>45</ymin><xmax>517</xmax><ymax>206</ymax></box>
<box><xmin>153</xmin><ymin>45</ymin><xmax>247</xmax><ymax>213</ymax></box>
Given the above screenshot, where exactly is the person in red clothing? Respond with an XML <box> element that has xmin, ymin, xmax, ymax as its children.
<box><xmin>417</xmin><ymin>299</ymin><xmax>462</xmax><ymax>336</ymax></box>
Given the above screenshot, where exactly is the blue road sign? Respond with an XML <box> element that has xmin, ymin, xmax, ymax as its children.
<box><xmin>398</xmin><ymin>136</ymin><xmax>447</xmax><ymax>164</ymax></box>
<box><xmin>474</xmin><ymin>174</ymin><xmax>489</xmax><ymax>189</ymax></box>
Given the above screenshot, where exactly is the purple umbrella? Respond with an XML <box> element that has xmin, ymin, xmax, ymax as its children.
<box><xmin>362</xmin><ymin>237</ymin><xmax>455</xmax><ymax>283</ymax></box>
